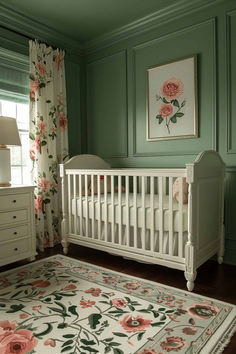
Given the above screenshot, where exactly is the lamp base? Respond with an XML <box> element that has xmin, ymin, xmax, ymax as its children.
<box><xmin>0</xmin><ymin>182</ymin><xmax>11</xmax><ymax>187</ymax></box>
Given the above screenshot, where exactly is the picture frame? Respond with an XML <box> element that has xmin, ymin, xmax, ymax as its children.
<box><xmin>146</xmin><ymin>55</ymin><xmax>198</xmax><ymax>141</ymax></box>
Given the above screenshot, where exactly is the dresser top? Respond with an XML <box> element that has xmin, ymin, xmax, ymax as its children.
<box><xmin>0</xmin><ymin>185</ymin><xmax>35</xmax><ymax>191</ymax></box>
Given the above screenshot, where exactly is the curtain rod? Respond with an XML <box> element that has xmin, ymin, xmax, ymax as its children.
<box><xmin>0</xmin><ymin>25</ymin><xmax>60</xmax><ymax>50</ymax></box>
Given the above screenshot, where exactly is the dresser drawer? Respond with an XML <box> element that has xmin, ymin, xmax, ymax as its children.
<box><xmin>0</xmin><ymin>193</ymin><xmax>30</xmax><ymax>211</ymax></box>
<box><xmin>0</xmin><ymin>209</ymin><xmax>29</xmax><ymax>226</ymax></box>
<box><xmin>0</xmin><ymin>224</ymin><xmax>29</xmax><ymax>242</ymax></box>
<box><xmin>0</xmin><ymin>238</ymin><xmax>30</xmax><ymax>260</ymax></box>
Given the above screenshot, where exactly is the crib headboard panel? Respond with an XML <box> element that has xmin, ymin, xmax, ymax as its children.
<box><xmin>61</xmin><ymin>154</ymin><xmax>110</xmax><ymax>171</ymax></box>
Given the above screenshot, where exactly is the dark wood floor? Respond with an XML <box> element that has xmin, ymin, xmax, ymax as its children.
<box><xmin>1</xmin><ymin>244</ymin><xmax>236</xmax><ymax>353</ymax></box>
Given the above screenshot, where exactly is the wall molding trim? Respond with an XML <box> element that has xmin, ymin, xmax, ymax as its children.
<box><xmin>0</xmin><ymin>4</ymin><xmax>83</xmax><ymax>56</ymax></box>
<box><xmin>226</xmin><ymin>10</ymin><xmax>236</xmax><ymax>154</ymax></box>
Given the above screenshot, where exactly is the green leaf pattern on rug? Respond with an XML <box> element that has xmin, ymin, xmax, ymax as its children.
<box><xmin>0</xmin><ymin>256</ymin><xmax>234</xmax><ymax>353</ymax></box>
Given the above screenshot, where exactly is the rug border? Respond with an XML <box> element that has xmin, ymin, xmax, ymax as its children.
<box><xmin>0</xmin><ymin>254</ymin><xmax>235</xmax><ymax>354</ymax></box>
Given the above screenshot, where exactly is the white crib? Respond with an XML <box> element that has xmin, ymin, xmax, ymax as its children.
<box><xmin>60</xmin><ymin>150</ymin><xmax>225</xmax><ymax>291</ymax></box>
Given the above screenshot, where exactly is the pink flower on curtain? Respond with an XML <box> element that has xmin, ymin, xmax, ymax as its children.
<box><xmin>37</xmin><ymin>121</ymin><xmax>47</xmax><ymax>134</ymax></box>
<box><xmin>55</xmin><ymin>54</ymin><xmax>63</xmax><ymax>70</ymax></box>
<box><xmin>34</xmin><ymin>195</ymin><xmax>43</xmax><ymax>213</ymax></box>
<box><xmin>59</xmin><ymin>112</ymin><xmax>67</xmax><ymax>131</ymax></box>
<box><xmin>36</xmin><ymin>62</ymin><xmax>46</xmax><ymax>76</ymax></box>
<box><xmin>30</xmin><ymin>90</ymin><xmax>35</xmax><ymax>101</ymax></box>
<box><xmin>30</xmin><ymin>77</ymin><xmax>39</xmax><ymax>92</ymax></box>
<box><xmin>38</xmin><ymin>178</ymin><xmax>50</xmax><ymax>192</ymax></box>
<box><xmin>35</xmin><ymin>136</ymin><xmax>41</xmax><ymax>152</ymax></box>
<box><xmin>29</xmin><ymin>149</ymin><xmax>35</xmax><ymax>161</ymax></box>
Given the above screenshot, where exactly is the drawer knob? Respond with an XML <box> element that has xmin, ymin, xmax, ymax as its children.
<box><xmin>14</xmin><ymin>232</ymin><xmax>17</xmax><ymax>235</ymax></box>
<box><xmin>14</xmin><ymin>248</ymin><xmax>18</xmax><ymax>251</ymax></box>
<box><xmin>12</xmin><ymin>200</ymin><xmax>16</xmax><ymax>203</ymax></box>
<box><xmin>13</xmin><ymin>216</ymin><xmax>17</xmax><ymax>219</ymax></box>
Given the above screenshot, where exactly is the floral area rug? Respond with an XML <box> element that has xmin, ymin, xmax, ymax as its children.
<box><xmin>0</xmin><ymin>255</ymin><xmax>235</xmax><ymax>354</ymax></box>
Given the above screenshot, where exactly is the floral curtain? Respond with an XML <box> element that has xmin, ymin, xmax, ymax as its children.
<box><xmin>29</xmin><ymin>40</ymin><xmax>69</xmax><ymax>251</ymax></box>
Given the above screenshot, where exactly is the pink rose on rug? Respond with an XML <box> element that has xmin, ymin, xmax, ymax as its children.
<box><xmin>0</xmin><ymin>321</ymin><xmax>18</xmax><ymax>331</ymax></box>
<box><xmin>158</xmin><ymin>103</ymin><xmax>173</xmax><ymax>118</ymax></box>
<box><xmin>112</xmin><ymin>298</ymin><xmax>127</xmax><ymax>308</ymax></box>
<box><xmin>80</xmin><ymin>300</ymin><xmax>96</xmax><ymax>308</ymax></box>
<box><xmin>63</xmin><ymin>284</ymin><xmax>76</xmax><ymax>290</ymax></box>
<box><xmin>161</xmin><ymin>78</ymin><xmax>184</xmax><ymax>101</ymax></box>
<box><xmin>59</xmin><ymin>112</ymin><xmax>67</xmax><ymax>131</ymax></box>
<box><xmin>19</xmin><ymin>314</ymin><xmax>28</xmax><ymax>319</ymax></box>
<box><xmin>137</xmin><ymin>349</ymin><xmax>162</xmax><ymax>354</ymax></box>
<box><xmin>85</xmin><ymin>288</ymin><xmax>101</xmax><ymax>297</ymax></box>
<box><xmin>124</xmin><ymin>282</ymin><xmax>140</xmax><ymax>290</ymax></box>
<box><xmin>182</xmin><ymin>327</ymin><xmax>198</xmax><ymax>335</ymax></box>
<box><xmin>31</xmin><ymin>280</ymin><xmax>51</xmax><ymax>288</ymax></box>
<box><xmin>0</xmin><ymin>329</ymin><xmax>38</xmax><ymax>354</ymax></box>
<box><xmin>160</xmin><ymin>336</ymin><xmax>186</xmax><ymax>352</ymax></box>
<box><xmin>32</xmin><ymin>305</ymin><xmax>42</xmax><ymax>311</ymax></box>
<box><xmin>187</xmin><ymin>304</ymin><xmax>219</xmax><ymax>319</ymax></box>
<box><xmin>44</xmin><ymin>339</ymin><xmax>56</xmax><ymax>347</ymax></box>
<box><xmin>119</xmin><ymin>315</ymin><xmax>151</xmax><ymax>332</ymax></box>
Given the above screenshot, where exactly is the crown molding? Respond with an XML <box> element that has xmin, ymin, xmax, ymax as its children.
<box><xmin>84</xmin><ymin>0</ymin><xmax>220</xmax><ymax>54</ymax></box>
<box><xmin>0</xmin><ymin>4</ymin><xmax>83</xmax><ymax>56</ymax></box>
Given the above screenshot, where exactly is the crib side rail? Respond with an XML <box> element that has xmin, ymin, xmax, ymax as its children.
<box><xmin>64</xmin><ymin>167</ymin><xmax>187</xmax><ymax>263</ymax></box>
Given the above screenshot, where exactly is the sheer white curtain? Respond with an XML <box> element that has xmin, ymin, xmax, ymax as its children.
<box><xmin>29</xmin><ymin>40</ymin><xmax>69</xmax><ymax>251</ymax></box>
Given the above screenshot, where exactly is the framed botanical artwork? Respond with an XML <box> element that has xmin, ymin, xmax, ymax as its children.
<box><xmin>146</xmin><ymin>55</ymin><xmax>198</xmax><ymax>141</ymax></box>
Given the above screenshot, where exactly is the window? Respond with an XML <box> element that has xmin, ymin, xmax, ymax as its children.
<box><xmin>0</xmin><ymin>99</ymin><xmax>30</xmax><ymax>185</ymax></box>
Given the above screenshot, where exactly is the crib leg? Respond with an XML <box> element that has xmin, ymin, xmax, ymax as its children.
<box><xmin>217</xmin><ymin>224</ymin><xmax>225</xmax><ymax>265</ymax></box>
<box><xmin>61</xmin><ymin>239</ymin><xmax>69</xmax><ymax>255</ymax></box>
<box><xmin>184</xmin><ymin>270</ymin><xmax>197</xmax><ymax>292</ymax></box>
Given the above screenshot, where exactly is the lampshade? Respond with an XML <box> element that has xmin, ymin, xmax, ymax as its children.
<box><xmin>0</xmin><ymin>116</ymin><xmax>21</xmax><ymax>146</ymax></box>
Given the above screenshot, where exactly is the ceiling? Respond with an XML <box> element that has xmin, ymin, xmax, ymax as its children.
<box><xmin>1</xmin><ymin>0</ymin><xmax>183</xmax><ymax>43</ymax></box>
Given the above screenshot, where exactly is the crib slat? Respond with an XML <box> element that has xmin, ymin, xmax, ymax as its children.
<box><xmin>73</xmin><ymin>175</ymin><xmax>77</xmax><ymax>234</ymax></box>
<box><xmin>111</xmin><ymin>175</ymin><xmax>115</xmax><ymax>244</ymax></box>
<box><xmin>178</xmin><ymin>177</ymin><xmax>183</xmax><ymax>258</ymax></box>
<box><xmin>126</xmin><ymin>175</ymin><xmax>129</xmax><ymax>246</ymax></box>
<box><xmin>150</xmin><ymin>176</ymin><xmax>154</xmax><ymax>252</ymax></box>
<box><xmin>158</xmin><ymin>177</ymin><xmax>163</xmax><ymax>253</ymax></box>
<box><xmin>85</xmin><ymin>174</ymin><xmax>88</xmax><ymax>237</ymax></box>
<box><xmin>104</xmin><ymin>175</ymin><xmax>108</xmax><ymax>242</ymax></box>
<box><xmin>91</xmin><ymin>175</ymin><xmax>95</xmax><ymax>239</ymax></box>
<box><xmin>79</xmin><ymin>174</ymin><xmax>82</xmax><ymax>235</ymax></box>
<box><xmin>133</xmin><ymin>176</ymin><xmax>137</xmax><ymax>249</ymax></box>
<box><xmin>169</xmin><ymin>177</ymin><xmax>173</xmax><ymax>256</ymax></box>
<box><xmin>98</xmin><ymin>175</ymin><xmax>101</xmax><ymax>240</ymax></box>
<box><xmin>68</xmin><ymin>175</ymin><xmax>72</xmax><ymax>234</ymax></box>
<box><xmin>141</xmin><ymin>176</ymin><xmax>145</xmax><ymax>250</ymax></box>
<box><xmin>118</xmin><ymin>175</ymin><xmax>122</xmax><ymax>245</ymax></box>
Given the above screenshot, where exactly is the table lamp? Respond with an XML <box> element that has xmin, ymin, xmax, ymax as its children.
<box><xmin>0</xmin><ymin>116</ymin><xmax>21</xmax><ymax>187</ymax></box>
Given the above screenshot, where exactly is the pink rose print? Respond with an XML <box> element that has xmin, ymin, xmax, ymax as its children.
<box><xmin>20</xmin><ymin>314</ymin><xmax>28</xmax><ymax>319</ymax></box>
<box><xmin>160</xmin><ymin>336</ymin><xmax>186</xmax><ymax>352</ymax></box>
<box><xmin>30</xmin><ymin>78</ymin><xmax>39</xmax><ymax>92</ymax></box>
<box><xmin>182</xmin><ymin>327</ymin><xmax>198</xmax><ymax>335</ymax></box>
<box><xmin>161</xmin><ymin>78</ymin><xmax>184</xmax><ymax>101</ymax></box>
<box><xmin>29</xmin><ymin>149</ymin><xmax>35</xmax><ymax>161</ymax></box>
<box><xmin>123</xmin><ymin>282</ymin><xmax>140</xmax><ymax>290</ymax></box>
<box><xmin>119</xmin><ymin>315</ymin><xmax>151</xmax><ymax>333</ymax></box>
<box><xmin>30</xmin><ymin>90</ymin><xmax>35</xmax><ymax>101</ymax></box>
<box><xmin>44</xmin><ymin>339</ymin><xmax>56</xmax><ymax>347</ymax></box>
<box><xmin>103</xmin><ymin>276</ymin><xmax>119</xmax><ymax>284</ymax></box>
<box><xmin>0</xmin><ymin>321</ymin><xmax>18</xmax><ymax>331</ymax></box>
<box><xmin>112</xmin><ymin>298</ymin><xmax>127</xmax><ymax>308</ymax></box>
<box><xmin>34</xmin><ymin>195</ymin><xmax>43</xmax><ymax>213</ymax></box>
<box><xmin>59</xmin><ymin>112</ymin><xmax>67</xmax><ymax>131</ymax></box>
<box><xmin>187</xmin><ymin>304</ymin><xmax>219</xmax><ymax>319</ymax></box>
<box><xmin>63</xmin><ymin>284</ymin><xmax>77</xmax><ymax>290</ymax></box>
<box><xmin>35</xmin><ymin>135</ymin><xmax>41</xmax><ymax>152</ymax></box>
<box><xmin>80</xmin><ymin>300</ymin><xmax>96</xmax><ymax>308</ymax></box>
<box><xmin>36</xmin><ymin>62</ymin><xmax>46</xmax><ymax>76</ymax></box>
<box><xmin>31</xmin><ymin>280</ymin><xmax>51</xmax><ymax>288</ymax></box>
<box><xmin>55</xmin><ymin>53</ymin><xmax>63</xmax><ymax>70</ymax></box>
<box><xmin>158</xmin><ymin>103</ymin><xmax>173</xmax><ymax>118</ymax></box>
<box><xmin>38</xmin><ymin>178</ymin><xmax>50</xmax><ymax>192</ymax></box>
<box><xmin>32</xmin><ymin>305</ymin><xmax>42</xmax><ymax>311</ymax></box>
<box><xmin>137</xmin><ymin>349</ymin><xmax>162</xmax><ymax>354</ymax></box>
<box><xmin>0</xmin><ymin>278</ymin><xmax>10</xmax><ymax>287</ymax></box>
<box><xmin>37</xmin><ymin>121</ymin><xmax>47</xmax><ymax>134</ymax></box>
<box><xmin>85</xmin><ymin>288</ymin><xmax>101</xmax><ymax>297</ymax></box>
<box><xmin>0</xmin><ymin>328</ymin><xmax>38</xmax><ymax>354</ymax></box>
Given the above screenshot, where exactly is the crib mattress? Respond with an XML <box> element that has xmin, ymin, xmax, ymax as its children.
<box><xmin>71</xmin><ymin>194</ymin><xmax>188</xmax><ymax>232</ymax></box>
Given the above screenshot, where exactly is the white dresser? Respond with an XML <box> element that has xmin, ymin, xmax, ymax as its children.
<box><xmin>0</xmin><ymin>185</ymin><xmax>36</xmax><ymax>267</ymax></box>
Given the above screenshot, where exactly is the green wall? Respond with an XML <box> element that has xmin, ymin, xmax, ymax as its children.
<box><xmin>85</xmin><ymin>0</ymin><xmax>236</xmax><ymax>265</ymax></box>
